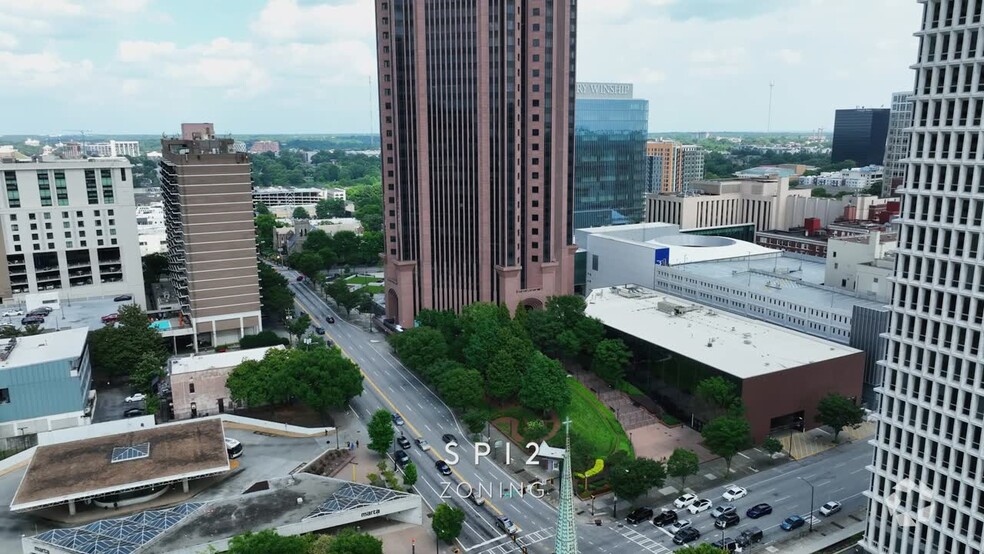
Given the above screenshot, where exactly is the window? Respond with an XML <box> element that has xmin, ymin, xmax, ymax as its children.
<box><xmin>54</xmin><ymin>171</ymin><xmax>68</xmax><ymax>206</ymax></box>
<box><xmin>85</xmin><ymin>170</ymin><xmax>98</xmax><ymax>205</ymax></box>
<box><xmin>0</xmin><ymin>388</ymin><xmax>8</xmax><ymax>404</ymax></box>
<box><xmin>37</xmin><ymin>171</ymin><xmax>52</xmax><ymax>207</ymax></box>
<box><xmin>592</xmin><ymin>255</ymin><xmax>599</xmax><ymax>270</ymax></box>
<box><xmin>4</xmin><ymin>171</ymin><xmax>19</xmax><ymax>208</ymax></box>
<box><xmin>120</xmin><ymin>168</ymin><xmax>126</xmax><ymax>181</ymax></box>
<box><xmin>189</xmin><ymin>382</ymin><xmax>196</xmax><ymax>394</ymax></box>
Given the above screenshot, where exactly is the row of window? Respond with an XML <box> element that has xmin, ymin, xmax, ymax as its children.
<box><xmin>3</xmin><ymin>168</ymin><xmax>119</xmax><ymax>208</ymax></box>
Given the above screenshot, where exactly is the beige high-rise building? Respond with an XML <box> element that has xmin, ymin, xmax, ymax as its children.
<box><xmin>160</xmin><ymin>125</ymin><xmax>261</xmax><ymax>349</ymax></box>
<box><xmin>645</xmin><ymin>140</ymin><xmax>705</xmax><ymax>194</ymax></box>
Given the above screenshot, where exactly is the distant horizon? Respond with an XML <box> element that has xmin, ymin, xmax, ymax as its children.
<box><xmin>1</xmin><ymin>130</ymin><xmax>829</xmax><ymax>140</ymax></box>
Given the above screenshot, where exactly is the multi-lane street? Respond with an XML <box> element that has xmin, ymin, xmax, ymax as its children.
<box><xmin>279</xmin><ymin>266</ymin><xmax>874</xmax><ymax>553</ymax></box>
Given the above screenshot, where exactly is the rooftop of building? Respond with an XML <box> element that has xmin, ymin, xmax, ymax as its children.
<box><xmin>757</xmin><ymin>228</ymin><xmax>831</xmax><ymax>242</ymax></box>
<box><xmin>171</xmin><ymin>346</ymin><xmax>283</xmax><ymax>375</ymax></box>
<box><xmin>584</xmin><ymin>285</ymin><xmax>862</xmax><ymax>379</ymax></box>
<box><xmin>734</xmin><ymin>166</ymin><xmax>799</xmax><ymax>178</ymax></box>
<box><xmin>254</xmin><ymin>186</ymin><xmax>326</xmax><ymax>194</ymax></box>
<box><xmin>669</xmin><ymin>253</ymin><xmax>888</xmax><ymax>312</ymax></box>
<box><xmin>11</xmin><ymin>419</ymin><xmax>229</xmax><ymax>511</ymax></box>
<box><xmin>0</xmin><ymin>327</ymin><xmax>88</xmax><ymax>370</ymax></box>
<box><xmin>834</xmin><ymin>231</ymin><xmax>898</xmax><ymax>245</ymax></box>
<box><xmin>0</xmin><ymin>157</ymin><xmax>132</xmax><ymax>168</ymax></box>
<box><xmin>577</xmin><ymin>222</ymin><xmax>777</xmax><ymax>265</ymax></box>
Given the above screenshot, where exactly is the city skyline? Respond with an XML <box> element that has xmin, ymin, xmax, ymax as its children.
<box><xmin>0</xmin><ymin>0</ymin><xmax>920</xmax><ymax>134</ymax></box>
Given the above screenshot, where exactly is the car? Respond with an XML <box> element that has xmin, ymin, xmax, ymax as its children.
<box><xmin>21</xmin><ymin>315</ymin><xmax>44</xmax><ymax>326</ymax></box>
<box><xmin>113</xmin><ymin>294</ymin><xmax>133</xmax><ymax>302</ymax></box>
<box><xmin>326</xmin><ymin>315</ymin><xmax>336</xmax><ymax>324</ymax></box>
<box><xmin>29</xmin><ymin>307</ymin><xmax>52</xmax><ymax>316</ymax></box>
<box><xmin>313</xmin><ymin>326</ymin><xmax>325</xmax><ymax>335</ymax></box>
<box><xmin>435</xmin><ymin>460</ymin><xmax>452</xmax><ymax>476</ymax></box>
<box><xmin>468</xmin><ymin>490</ymin><xmax>486</xmax><ymax>506</ymax></box>
<box><xmin>122</xmin><ymin>407</ymin><xmax>144</xmax><ymax>418</ymax></box>
<box><xmin>652</xmin><ymin>510</ymin><xmax>678</xmax><ymax>527</ymax></box>
<box><xmin>715</xmin><ymin>512</ymin><xmax>741</xmax><ymax>529</ymax></box>
<box><xmin>711</xmin><ymin>537</ymin><xmax>739</xmax><ymax>552</ymax></box>
<box><xmin>668</xmin><ymin>519</ymin><xmax>692</xmax><ymax>535</ymax></box>
<box><xmin>442</xmin><ymin>433</ymin><xmax>457</xmax><ymax>444</ymax></box>
<box><xmin>394</xmin><ymin>450</ymin><xmax>410</xmax><ymax>467</ymax></box>
<box><xmin>781</xmin><ymin>515</ymin><xmax>806</xmax><ymax>531</ymax></box>
<box><xmin>687</xmin><ymin>498</ymin><xmax>713</xmax><ymax>514</ymax></box>
<box><xmin>296</xmin><ymin>275</ymin><xmax>304</xmax><ymax>282</ymax></box>
<box><xmin>710</xmin><ymin>505</ymin><xmax>736</xmax><ymax>519</ymax></box>
<box><xmin>746</xmin><ymin>503</ymin><xmax>773</xmax><ymax>519</ymax></box>
<box><xmin>415</xmin><ymin>438</ymin><xmax>431</xmax><ymax>451</ymax></box>
<box><xmin>737</xmin><ymin>526</ymin><xmax>764</xmax><ymax>546</ymax></box>
<box><xmin>101</xmin><ymin>313</ymin><xmax>119</xmax><ymax>324</ymax></box>
<box><xmin>495</xmin><ymin>516</ymin><xmax>519</xmax><ymax>535</ymax></box>
<box><xmin>2</xmin><ymin>310</ymin><xmax>23</xmax><ymax>317</ymax></box>
<box><xmin>820</xmin><ymin>501</ymin><xmax>842</xmax><ymax>516</ymax></box>
<box><xmin>672</xmin><ymin>526</ymin><xmax>700</xmax><ymax>545</ymax></box>
<box><xmin>626</xmin><ymin>507</ymin><xmax>654</xmax><ymax>525</ymax></box>
<box><xmin>674</xmin><ymin>493</ymin><xmax>698</xmax><ymax>509</ymax></box>
<box><xmin>722</xmin><ymin>485</ymin><xmax>748</xmax><ymax>501</ymax></box>
<box><xmin>124</xmin><ymin>393</ymin><xmax>146</xmax><ymax>403</ymax></box>
<box><xmin>397</xmin><ymin>435</ymin><xmax>412</xmax><ymax>449</ymax></box>
<box><xmin>392</xmin><ymin>413</ymin><xmax>405</xmax><ymax>426</ymax></box>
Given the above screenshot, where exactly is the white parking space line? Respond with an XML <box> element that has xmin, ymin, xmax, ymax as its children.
<box><xmin>738</xmin><ymin>452</ymin><xmax>751</xmax><ymax>459</ymax></box>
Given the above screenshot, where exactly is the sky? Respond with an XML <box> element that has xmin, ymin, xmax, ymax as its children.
<box><xmin>0</xmin><ymin>0</ymin><xmax>922</xmax><ymax>135</ymax></box>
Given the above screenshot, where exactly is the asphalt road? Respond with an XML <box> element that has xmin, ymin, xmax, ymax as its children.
<box><xmin>280</xmin><ymin>266</ymin><xmax>874</xmax><ymax>553</ymax></box>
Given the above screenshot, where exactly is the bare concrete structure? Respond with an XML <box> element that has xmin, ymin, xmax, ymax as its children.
<box><xmin>160</xmin><ymin>126</ymin><xmax>261</xmax><ymax>349</ymax></box>
<box><xmin>374</xmin><ymin>1</ymin><xmax>578</xmax><ymax>326</ymax></box>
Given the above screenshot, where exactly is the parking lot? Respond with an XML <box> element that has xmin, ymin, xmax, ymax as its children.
<box><xmin>1</xmin><ymin>295</ymin><xmax>135</xmax><ymax>335</ymax></box>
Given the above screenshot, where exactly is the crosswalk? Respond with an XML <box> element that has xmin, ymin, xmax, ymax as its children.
<box><xmin>610</xmin><ymin>525</ymin><xmax>672</xmax><ymax>554</ymax></box>
<box><xmin>475</xmin><ymin>529</ymin><xmax>554</xmax><ymax>554</ymax></box>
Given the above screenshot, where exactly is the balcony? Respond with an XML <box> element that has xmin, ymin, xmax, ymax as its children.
<box><xmin>8</xmin><ymin>265</ymin><xmax>27</xmax><ymax>276</ymax></box>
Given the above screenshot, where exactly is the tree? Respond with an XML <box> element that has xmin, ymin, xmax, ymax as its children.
<box><xmin>322</xmin><ymin>529</ymin><xmax>383</xmax><ymax>554</ymax></box>
<box><xmin>142</xmin><ymin>252</ymin><xmax>168</xmax><ymax>285</ymax></box>
<box><xmin>367</xmin><ymin>409</ymin><xmax>395</xmax><ymax>456</ymax></box>
<box><xmin>762</xmin><ymin>436</ymin><xmax>783</xmax><ymax>459</ymax></box>
<box><xmin>403</xmin><ymin>462</ymin><xmax>418</xmax><ymax>488</ymax></box>
<box><xmin>437</xmin><ymin>367</ymin><xmax>484</xmax><ymax>410</ymax></box>
<box><xmin>292</xmin><ymin>206</ymin><xmax>311</xmax><ymax>219</ymax></box>
<box><xmin>240</xmin><ymin>331</ymin><xmax>290</xmax><ymax>349</ymax></box>
<box><xmin>255</xmin><ymin>213</ymin><xmax>279</xmax><ymax>254</ymax></box>
<box><xmin>432</xmin><ymin>503</ymin><xmax>466</xmax><ymax>543</ymax></box>
<box><xmin>291</xmin><ymin>348</ymin><xmax>363</xmax><ymax>423</ymax></box>
<box><xmin>484</xmin><ymin>339</ymin><xmax>530</xmax><ymax>401</ymax></box>
<box><xmin>816</xmin><ymin>393</ymin><xmax>864</xmax><ymax>442</ymax></box>
<box><xmin>676</xmin><ymin>544</ymin><xmax>730</xmax><ymax>554</ymax></box>
<box><xmin>255</xmin><ymin>202</ymin><xmax>270</xmax><ymax>215</ymax></box>
<box><xmin>131</xmin><ymin>351</ymin><xmax>167</xmax><ymax>394</ymax></box>
<box><xmin>87</xmin><ymin>304</ymin><xmax>167</xmax><ymax>377</ymax></box>
<box><xmin>0</xmin><ymin>326</ymin><xmax>19</xmax><ymax>338</ymax></box>
<box><xmin>523</xmin><ymin>420</ymin><xmax>548</xmax><ymax>442</ymax></box>
<box><xmin>389</xmin><ymin>326</ymin><xmax>449</xmax><ymax>373</ymax></box>
<box><xmin>463</xmin><ymin>409</ymin><xmax>488</xmax><ymax>435</ymax></box>
<box><xmin>666</xmin><ymin>448</ymin><xmax>700</xmax><ymax>488</ymax></box>
<box><xmin>258</xmin><ymin>262</ymin><xmax>294</xmax><ymax>322</ymax></box>
<box><xmin>695</xmin><ymin>376</ymin><xmax>738</xmax><ymax>410</ymax></box>
<box><xmin>701</xmin><ymin>416</ymin><xmax>752</xmax><ymax>474</ymax></box>
<box><xmin>316</xmin><ymin>198</ymin><xmax>348</xmax><ymax>219</ymax></box>
<box><xmin>21</xmin><ymin>323</ymin><xmax>43</xmax><ymax>336</ymax></box>
<box><xmin>608</xmin><ymin>456</ymin><xmax>667</xmax><ymax>501</ymax></box>
<box><xmin>287</xmin><ymin>313</ymin><xmax>312</xmax><ymax>344</ymax></box>
<box><xmin>227</xmin><ymin>529</ymin><xmax>312</xmax><ymax>554</ymax></box>
<box><xmin>289</xmin><ymin>251</ymin><xmax>324</xmax><ymax>278</ymax></box>
<box><xmin>355</xmin><ymin>290</ymin><xmax>376</xmax><ymax>315</ymax></box>
<box><xmin>519</xmin><ymin>353</ymin><xmax>571</xmax><ymax>414</ymax></box>
<box><xmin>591</xmin><ymin>338</ymin><xmax>632</xmax><ymax>385</ymax></box>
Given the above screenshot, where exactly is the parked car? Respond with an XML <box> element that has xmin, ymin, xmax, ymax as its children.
<box><xmin>495</xmin><ymin>516</ymin><xmax>519</xmax><ymax>535</ymax></box>
<box><xmin>392</xmin><ymin>413</ymin><xmax>405</xmax><ymax>426</ymax></box>
<box><xmin>820</xmin><ymin>501</ymin><xmax>842</xmax><ymax>516</ymax></box>
<box><xmin>746</xmin><ymin>503</ymin><xmax>773</xmax><ymax>519</ymax></box>
<box><xmin>722</xmin><ymin>485</ymin><xmax>748</xmax><ymax>501</ymax></box>
<box><xmin>737</xmin><ymin>526</ymin><xmax>764</xmax><ymax>547</ymax></box>
<box><xmin>29</xmin><ymin>307</ymin><xmax>52</xmax><ymax>316</ymax></box>
<box><xmin>626</xmin><ymin>507</ymin><xmax>654</xmax><ymax>525</ymax></box>
<box><xmin>711</xmin><ymin>537</ymin><xmax>739</xmax><ymax>552</ymax></box>
<box><xmin>710</xmin><ymin>505</ymin><xmax>736</xmax><ymax>519</ymax></box>
<box><xmin>326</xmin><ymin>315</ymin><xmax>336</xmax><ymax>324</ymax></box>
<box><xmin>652</xmin><ymin>510</ymin><xmax>678</xmax><ymax>527</ymax></box>
<box><xmin>415</xmin><ymin>438</ymin><xmax>431</xmax><ymax>451</ymax></box>
<box><xmin>313</xmin><ymin>326</ymin><xmax>325</xmax><ymax>335</ymax></box>
<box><xmin>122</xmin><ymin>407</ymin><xmax>144</xmax><ymax>418</ymax></box>
<box><xmin>101</xmin><ymin>313</ymin><xmax>119</xmax><ymax>324</ymax></box>
<box><xmin>397</xmin><ymin>435</ymin><xmax>412</xmax><ymax>449</ymax></box>
<box><xmin>21</xmin><ymin>315</ymin><xmax>44</xmax><ymax>325</ymax></box>
<box><xmin>394</xmin><ymin>450</ymin><xmax>410</xmax><ymax>467</ymax></box>
<box><xmin>672</xmin><ymin>527</ymin><xmax>700</xmax><ymax>545</ymax></box>
<box><xmin>2</xmin><ymin>310</ymin><xmax>23</xmax><ymax>317</ymax></box>
<box><xmin>442</xmin><ymin>433</ymin><xmax>457</xmax><ymax>444</ymax></box>
<box><xmin>124</xmin><ymin>393</ymin><xmax>146</xmax><ymax>403</ymax></box>
<box><xmin>781</xmin><ymin>515</ymin><xmax>806</xmax><ymax>531</ymax></box>
<box><xmin>668</xmin><ymin>519</ymin><xmax>692</xmax><ymax>535</ymax></box>
<box><xmin>674</xmin><ymin>493</ymin><xmax>698</xmax><ymax>509</ymax></box>
<box><xmin>715</xmin><ymin>512</ymin><xmax>741</xmax><ymax>529</ymax></box>
<box><xmin>435</xmin><ymin>460</ymin><xmax>452</xmax><ymax>476</ymax></box>
<box><xmin>688</xmin><ymin>498</ymin><xmax>713</xmax><ymax>514</ymax></box>
<box><xmin>113</xmin><ymin>294</ymin><xmax>133</xmax><ymax>302</ymax></box>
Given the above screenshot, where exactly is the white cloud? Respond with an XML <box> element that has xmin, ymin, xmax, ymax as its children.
<box><xmin>0</xmin><ymin>31</ymin><xmax>17</xmax><ymax>49</ymax></box>
<box><xmin>777</xmin><ymin>48</ymin><xmax>803</xmax><ymax>65</ymax></box>
<box><xmin>117</xmin><ymin>40</ymin><xmax>177</xmax><ymax>63</ymax></box>
<box><xmin>0</xmin><ymin>50</ymin><xmax>92</xmax><ymax>87</ymax></box>
<box><xmin>251</xmin><ymin>0</ymin><xmax>374</xmax><ymax>42</ymax></box>
<box><xmin>165</xmin><ymin>58</ymin><xmax>267</xmax><ymax>92</ymax></box>
<box><xmin>202</xmin><ymin>38</ymin><xmax>254</xmax><ymax>58</ymax></box>
<box><xmin>636</xmin><ymin>68</ymin><xmax>667</xmax><ymax>84</ymax></box>
<box><xmin>120</xmin><ymin>79</ymin><xmax>143</xmax><ymax>96</ymax></box>
<box><xmin>688</xmin><ymin>47</ymin><xmax>748</xmax><ymax>76</ymax></box>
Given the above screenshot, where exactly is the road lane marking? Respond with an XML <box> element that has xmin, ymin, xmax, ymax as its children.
<box><xmin>738</xmin><ymin>452</ymin><xmax>751</xmax><ymax>459</ymax></box>
<box><xmin>851</xmin><ymin>467</ymin><xmax>868</xmax><ymax>474</ymax></box>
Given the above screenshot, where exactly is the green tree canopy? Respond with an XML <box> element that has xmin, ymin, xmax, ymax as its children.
<box><xmin>131</xmin><ymin>351</ymin><xmax>166</xmax><ymax>394</ymax></box>
<box><xmin>293</xmin><ymin>206</ymin><xmax>311</xmax><ymax>219</ymax></box>
<box><xmin>432</xmin><ymin>503</ymin><xmax>466</xmax><ymax>543</ymax></box>
<box><xmin>762</xmin><ymin>436</ymin><xmax>783</xmax><ymax>457</ymax></box>
<box><xmin>666</xmin><ymin>448</ymin><xmax>700</xmax><ymax>488</ymax></box>
<box><xmin>227</xmin><ymin>529</ymin><xmax>312</xmax><ymax>554</ymax></box>
<box><xmin>519</xmin><ymin>353</ymin><xmax>571</xmax><ymax>414</ymax></box>
<box><xmin>816</xmin><ymin>393</ymin><xmax>864</xmax><ymax>441</ymax></box>
<box><xmin>87</xmin><ymin>304</ymin><xmax>167</xmax><ymax>377</ymax></box>
<box><xmin>403</xmin><ymin>462</ymin><xmax>418</xmax><ymax>488</ymax></box>
<box><xmin>591</xmin><ymin>338</ymin><xmax>632</xmax><ymax>385</ymax></box>
<box><xmin>608</xmin><ymin>456</ymin><xmax>667</xmax><ymax>501</ymax></box>
<box><xmin>287</xmin><ymin>313</ymin><xmax>312</xmax><ymax>344</ymax></box>
<box><xmin>701</xmin><ymin>415</ymin><xmax>752</xmax><ymax>473</ymax></box>
<box><xmin>436</xmin><ymin>366</ymin><xmax>485</xmax><ymax>410</ymax></box>
<box><xmin>676</xmin><ymin>544</ymin><xmax>730</xmax><ymax>554</ymax></box>
<box><xmin>315</xmin><ymin>198</ymin><xmax>348</xmax><ymax>219</ymax></box>
<box><xmin>321</xmin><ymin>529</ymin><xmax>383</xmax><ymax>554</ymax></box>
<box><xmin>695</xmin><ymin>376</ymin><xmax>738</xmax><ymax>409</ymax></box>
<box><xmin>484</xmin><ymin>336</ymin><xmax>534</xmax><ymax>401</ymax></box>
<box><xmin>367</xmin><ymin>409</ymin><xmax>396</xmax><ymax>456</ymax></box>
<box><xmin>258</xmin><ymin>262</ymin><xmax>294</xmax><ymax>322</ymax></box>
<box><xmin>142</xmin><ymin>252</ymin><xmax>168</xmax><ymax>285</ymax></box>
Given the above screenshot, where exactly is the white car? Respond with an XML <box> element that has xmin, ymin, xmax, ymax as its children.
<box><xmin>2</xmin><ymin>310</ymin><xmax>23</xmax><ymax>317</ymax></box>
<box><xmin>819</xmin><ymin>501</ymin><xmax>842</xmax><ymax>516</ymax></box>
<box><xmin>673</xmin><ymin>493</ymin><xmax>698</xmax><ymax>509</ymax></box>
<box><xmin>687</xmin><ymin>498</ymin><xmax>713</xmax><ymax>514</ymax></box>
<box><xmin>668</xmin><ymin>519</ymin><xmax>692</xmax><ymax>534</ymax></box>
<box><xmin>124</xmin><ymin>393</ymin><xmax>147</xmax><ymax>403</ymax></box>
<box><xmin>722</xmin><ymin>485</ymin><xmax>748</xmax><ymax>501</ymax></box>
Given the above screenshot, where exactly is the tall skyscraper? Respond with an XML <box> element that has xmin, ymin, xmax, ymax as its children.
<box><xmin>160</xmin><ymin>124</ymin><xmax>261</xmax><ymax>349</ymax></box>
<box><xmin>863</xmin><ymin>2</ymin><xmax>984</xmax><ymax>552</ymax></box>
<box><xmin>573</xmin><ymin>82</ymin><xmax>648</xmax><ymax>229</ymax></box>
<box><xmin>374</xmin><ymin>1</ymin><xmax>577</xmax><ymax>326</ymax></box>
<box><xmin>831</xmin><ymin>108</ymin><xmax>891</xmax><ymax>166</ymax></box>
<box><xmin>883</xmin><ymin>91</ymin><xmax>915</xmax><ymax>196</ymax></box>
<box><xmin>645</xmin><ymin>140</ymin><xmax>705</xmax><ymax>194</ymax></box>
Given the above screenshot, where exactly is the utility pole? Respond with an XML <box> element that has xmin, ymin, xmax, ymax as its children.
<box><xmin>767</xmin><ymin>82</ymin><xmax>775</xmax><ymax>133</ymax></box>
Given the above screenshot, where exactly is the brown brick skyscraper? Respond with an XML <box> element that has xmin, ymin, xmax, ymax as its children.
<box><xmin>375</xmin><ymin>1</ymin><xmax>577</xmax><ymax>326</ymax></box>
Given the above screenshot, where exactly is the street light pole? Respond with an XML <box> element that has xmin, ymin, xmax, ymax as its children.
<box><xmin>613</xmin><ymin>494</ymin><xmax>617</xmax><ymax>519</ymax></box>
<box><xmin>799</xmin><ymin>476</ymin><xmax>816</xmax><ymax>532</ymax></box>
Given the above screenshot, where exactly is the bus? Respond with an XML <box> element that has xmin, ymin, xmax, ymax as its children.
<box><xmin>225</xmin><ymin>437</ymin><xmax>244</xmax><ymax>459</ymax></box>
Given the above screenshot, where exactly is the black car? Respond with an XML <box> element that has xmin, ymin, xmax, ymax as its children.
<box><xmin>711</xmin><ymin>537</ymin><xmax>739</xmax><ymax>552</ymax></box>
<box><xmin>326</xmin><ymin>315</ymin><xmax>336</xmax><ymax>324</ymax></box>
<box><xmin>746</xmin><ymin>503</ymin><xmax>773</xmax><ymax>519</ymax></box>
<box><xmin>737</xmin><ymin>526</ymin><xmax>764</xmax><ymax>547</ymax></box>
<box><xmin>715</xmin><ymin>512</ymin><xmax>741</xmax><ymax>529</ymax></box>
<box><xmin>397</xmin><ymin>435</ymin><xmax>412</xmax><ymax>449</ymax></box>
<box><xmin>442</xmin><ymin>433</ymin><xmax>457</xmax><ymax>444</ymax></box>
<box><xmin>30</xmin><ymin>307</ymin><xmax>52</xmax><ymax>316</ymax></box>
<box><xmin>394</xmin><ymin>450</ymin><xmax>410</xmax><ymax>467</ymax></box>
<box><xmin>21</xmin><ymin>315</ymin><xmax>43</xmax><ymax>325</ymax></box>
<box><xmin>113</xmin><ymin>294</ymin><xmax>133</xmax><ymax>302</ymax></box>
<box><xmin>672</xmin><ymin>526</ymin><xmax>700</xmax><ymax>545</ymax></box>
<box><xmin>122</xmin><ymin>407</ymin><xmax>144</xmax><ymax>418</ymax></box>
<box><xmin>435</xmin><ymin>460</ymin><xmax>452</xmax><ymax>476</ymax></box>
<box><xmin>313</xmin><ymin>326</ymin><xmax>325</xmax><ymax>335</ymax></box>
<box><xmin>652</xmin><ymin>510</ymin><xmax>678</xmax><ymax>527</ymax></box>
<box><xmin>626</xmin><ymin>507</ymin><xmax>654</xmax><ymax>525</ymax></box>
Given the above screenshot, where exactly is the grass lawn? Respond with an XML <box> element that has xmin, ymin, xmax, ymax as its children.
<box><xmin>362</xmin><ymin>285</ymin><xmax>384</xmax><ymax>294</ymax></box>
<box><xmin>562</xmin><ymin>378</ymin><xmax>633</xmax><ymax>459</ymax></box>
<box><xmin>615</xmin><ymin>380</ymin><xmax>645</xmax><ymax>397</ymax></box>
<box><xmin>345</xmin><ymin>275</ymin><xmax>382</xmax><ymax>285</ymax></box>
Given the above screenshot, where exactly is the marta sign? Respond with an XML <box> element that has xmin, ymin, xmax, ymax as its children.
<box><xmin>576</xmin><ymin>82</ymin><xmax>633</xmax><ymax>99</ymax></box>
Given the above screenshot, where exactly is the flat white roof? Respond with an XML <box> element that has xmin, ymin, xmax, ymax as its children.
<box><xmin>585</xmin><ymin>286</ymin><xmax>860</xmax><ymax>379</ymax></box>
<box><xmin>578</xmin><ymin>222</ymin><xmax>777</xmax><ymax>265</ymax></box>
<box><xmin>254</xmin><ymin>186</ymin><xmax>324</xmax><ymax>194</ymax></box>
<box><xmin>171</xmin><ymin>346</ymin><xmax>283</xmax><ymax>375</ymax></box>
<box><xmin>0</xmin><ymin>327</ymin><xmax>89</xmax><ymax>370</ymax></box>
